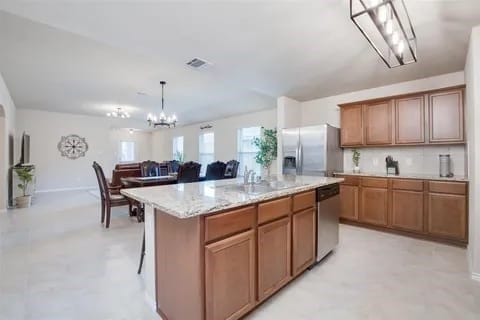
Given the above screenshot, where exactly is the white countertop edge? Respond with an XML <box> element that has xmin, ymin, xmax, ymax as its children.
<box><xmin>121</xmin><ymin>178</ymin><xmax>343</xmax><ymax>219</ymax></box>
<box><xmin>334</xmin><ymin>172</ymin><xmax>468</xmax><ymax>182</ymax></box>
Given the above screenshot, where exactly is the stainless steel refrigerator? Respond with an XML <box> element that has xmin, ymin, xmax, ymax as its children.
<box><xmin>282</xmin><ymin>124</ymin><xmax>343</xmax><ymax>177</ymax></box>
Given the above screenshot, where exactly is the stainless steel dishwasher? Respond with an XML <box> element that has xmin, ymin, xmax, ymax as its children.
<box><xmin>316</xmin><ymin>183</ymin><xmax>340</xmax><ymax>262</ymax></box>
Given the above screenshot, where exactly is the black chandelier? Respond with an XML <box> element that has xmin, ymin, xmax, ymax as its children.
<box><xmin>350</xmin><ymin>0</ymin><xmax>417</xmax><ymax>68</ymax></box>
<box><xmin>147</xmin><ymin>81</ymin><xmax>177</xmax><ymax>128</ymax></box>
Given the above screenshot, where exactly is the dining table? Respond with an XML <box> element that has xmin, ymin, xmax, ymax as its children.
<box><xmin>121</xmin><ymin>175</ymin><xmax>178</xmax><ymax>188</ymax></box>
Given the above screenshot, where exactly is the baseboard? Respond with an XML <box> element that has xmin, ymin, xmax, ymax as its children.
<box><xmin>472</xmin><ymin>272</ymin><xmax>480</xmax><ymax>282</ymax></box>
<box><xmin>144</xmin><ymin>291</ymin><xmax>158</xmax><ymax>315</ymax></box>
<box><xmin>35</xmin><ymin>186</ymin><xmax>97</xmax><ymax>193</ymax></box>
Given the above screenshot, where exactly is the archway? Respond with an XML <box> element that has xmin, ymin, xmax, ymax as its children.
<box><xmin>0</xmin><ymin>104</ymin><xmax>6</xmax><ymax>210</ymax></box>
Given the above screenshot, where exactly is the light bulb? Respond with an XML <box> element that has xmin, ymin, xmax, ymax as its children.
<box><xmin>397</xmin><ymin>40</ymin><xmax>405</xmax><ymax>54</ymax></box>
<box><xmin>172</xmin><ymin>114</ymin><xmax>177</xmax><ymax>121</ymax></box>
<box><xmin>129</xmin><ymin>129</ymin><xmax>134</xmax><ymax>134</ymax></box>
<box><xmin>126</xmin><ymin>113</ymin><xmax>130</xmax><ymax>118</ymax></box>
<box><xmin>106</xmin><ymin>113</ymin><xmax>111</xmax><ymax>117</ymax></box>
<box><xmin>386</xmin><ymin>19</ymin><xmax>393</xmax><ymax>35</ymax></box>
<box><xmin>112</xmin><ymin>112</ymin><xmax>118</xmax><ymax>117</ymax></box>
<box><xmin>147</xmin><ymin>113</ymin><xmax>152</xmax><ymax>121</ymax></box>
<box><xmin>153</xmin><ymin>115</ymin><xmax>158</xmax><ymax>122</ymax></box>
<box><xmin>392</xmin><ymin>32</ymin><xmax>399</xmax><ymax>45</ymax></box>
<box><xmin>378</xmin><ymin>5</ymin><xmax>387</xmax><ymax>23</ymax></box>
<box><xmin>160</xmin><ymin>112</ymin><xmax>166</xmax><ymax>120</ymax></box>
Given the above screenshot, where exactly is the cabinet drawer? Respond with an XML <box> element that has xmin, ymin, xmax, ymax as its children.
<box><xmin>337</xmin><ymin>175</ymin><xmax>360</xmax><ymax>186</ymax></box>
<box><xmin>361</xmin><ymin>177</ymin><xmax>388</xmax><ymax>188</ymax></box>
<box><xmin>258</xmin><ymin>197</ymin><xmax>291</xmax><ymax>225</ymax></box>
<box><xmin>392</xmin><ymin>179</ymin><xmax>424</xmax><ymax>191</ymax></box>
<box><xmin>292</xmin><ymin>191</ymin><xmax>315</xmax><ymax>212</ymax></box>
<box><xmin>428</xmin><ymin>181</ymin><xmax>467</xmax><ymax>195</ymax></box>
<box><xmin>205</xmin><ymin>206</ymin><xmax>255</xmax><ymax>243</ymax></box>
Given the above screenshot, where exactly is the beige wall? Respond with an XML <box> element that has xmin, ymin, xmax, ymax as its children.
<box><xmin>151</xmin><ymin>108</ymin><xmax>277</xmax><ymax>173</ymax></box>
<box><xmin>0</xmin><ymin>71</ymin><xmax>16</xmax><ymax>210</ymax></box>
<box><xmin>16</xmin><ymin>109</ymin><xmax>152</xmax><ymax>192</ymax></box>
<box><xmin>465</xmin><ymin>25</ymin><xmax>480</xmax><ymax>279</ymax></box>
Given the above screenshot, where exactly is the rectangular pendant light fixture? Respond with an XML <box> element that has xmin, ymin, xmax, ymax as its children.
<box><xmin>350</xmin><ymin>0</ymin><xmax>417</xmax><ymax>68</ymax></box>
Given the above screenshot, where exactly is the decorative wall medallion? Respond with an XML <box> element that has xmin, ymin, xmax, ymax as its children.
<box><xmin>57</xmin><ymin>134</ymin><xmax>89</xmax><ymax>159</ymax></box>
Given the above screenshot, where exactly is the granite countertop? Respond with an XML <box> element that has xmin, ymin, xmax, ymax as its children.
<box><xmin>121</xmin><ymin>175</ymin><xmax>343</xmax><ymax>219</ymax></box>
<box><xmin>334</xmin><ymin>171</ymin><xmax>468</xmax><ymax>182</ymax></box>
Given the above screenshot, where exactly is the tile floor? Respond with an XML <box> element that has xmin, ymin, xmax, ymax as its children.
<box><xmin>1</xmin><ymin>191</ymin><xmax>479</xmax><ymax>320</ymax></box>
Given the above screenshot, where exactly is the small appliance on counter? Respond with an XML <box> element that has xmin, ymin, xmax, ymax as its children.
<box><xmin>439</xmin><ymin>154</ymin><xmax>454</xmax><ymax>177</ymax></box>
<box><xmin>385</xmin><ymin>155</ymin><xmax>399</xmax><ymax>175</ymax></box>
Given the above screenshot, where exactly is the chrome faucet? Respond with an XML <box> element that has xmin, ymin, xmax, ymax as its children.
<box><xmin>244</xmin><ymin>166</ymin><xmax>255</xmax><ymax>185</ymax></box>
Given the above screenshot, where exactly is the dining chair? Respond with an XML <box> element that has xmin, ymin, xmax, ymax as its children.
<box><xmin>205</xmin><ymin>161</ymin><xmax>227</xmax><ymax>180</ymax></box>
<box><xmin>92</xmin><ymin>161</ymin><xmax>132</xmax><ymax>228</ymax></box>
<box><xmin>140</xmin><ymin>160</ymin><xmax>161</xmax><ymax>177</ymax></box>
<box><xmin>177</xmin><ymin>161</ymin><xmax>201</xmax><ymax>183</ymax></box>
<box><xmin>224</xmin><ymin>160</ymin><xmax>240</xmax><ymax>178</ymax></box>
<box><xmin>169</xmin><ymin>160</ymin><xmax>180</xmax><ymax>173</ymax></box>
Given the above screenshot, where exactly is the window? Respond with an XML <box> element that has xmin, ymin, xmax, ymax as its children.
<box><xmin>172</xmin><ymin>136</ymin><xmax>184</xmax><ymax>161</ymax></box>
<box><xmin>119</xmin><ymin>141</ymin><xmax>136</xmax><ymax>162</ymax></box>
<box><xmin>237</xmin><ymin>127</ymin><xmax>261</xmax><ymax>176</ymax></box>
<box><xmin>199</xmin><ymin>132</ymin><xmax>214</xmax><ymax>176</ymax></box>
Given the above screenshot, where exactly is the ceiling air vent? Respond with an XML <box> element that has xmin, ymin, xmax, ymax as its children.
<box><xmin>186</xmin><ymin>57</ymin><xmax>212</xmax><ymax>69</ymax></box>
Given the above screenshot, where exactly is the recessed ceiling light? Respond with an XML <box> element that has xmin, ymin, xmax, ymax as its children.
<box><xmin>136</xmin><ymin>91</ymin><xmax>148</xmax><ymax>96</ymax></box>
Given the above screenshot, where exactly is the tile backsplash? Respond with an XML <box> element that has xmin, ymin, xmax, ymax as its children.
<box><xmin>343</xmin><ymin>145</ymin><xmax>467</xmax><ymax>177</ymax></box>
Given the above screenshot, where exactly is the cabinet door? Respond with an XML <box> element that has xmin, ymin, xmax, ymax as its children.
<box><xmin>395</xmin><ymin>95</ymin><xmax>425</xmax><ymax>144</ymax></box>
<box><xmin>341</xmin><ymin>104</ymin><xmax>364</xmax><ymax>146</ymax></box>
<box><xmin>360</xmin><ymin>187</ymin><xmax>388</xmax><ymax>226</ymax></box>
<box><xmin>391</xmin><ymin>190</ymin><xmax>424</xmax><ymax>232</ymax></box>
<box><xmin>429</xmin><ymin>89</ymin><xmax>464</xmax><ymax>143</ymax></box>
<box><xmin>258</xmin><ymin>217</ymin><xmax>291</xmax><ymax>301</ymax></box>
<box><xmin>205</xmin><ymin>230</ymin><xmax>256</xmax><ymax>320</ymax></box>
<box><xmin>364</xmin><ymin>101</ymin><xmax>392</xmax><ymax>145</ymax></box>
<box><xmin>292</xmin><ymin>208</ymin><xmax>316</xmax><ymax>276</ymax></box>
<box><xmin>428</xmin><ymin>193</ymin><xmax>467</xmax><ymax>241</ymax></box>
<box><xmin>339</xmin><ymin>185</ymin><xmax>358</xmax><ymax>221</ymax></box>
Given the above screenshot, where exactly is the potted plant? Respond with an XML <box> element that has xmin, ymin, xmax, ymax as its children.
<box><xmin>14</xmin><ymin>166</ymin><xmax>34</xmax><ymax>208</ymax></box>
<box><xmin>352</xmin><ymin>149</ymin><xmax>360</xmax><ymax>173</ymax></box>
<box><xmin>252</xmin><ymin>127</ymin><xmax>278</xmax><ymax>179</ymax></box>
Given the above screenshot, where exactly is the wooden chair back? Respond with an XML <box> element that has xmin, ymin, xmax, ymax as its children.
<box><xmin>92</xmin><ymin>161</ymin><xmax>110</xmax><ymax>201</ymax></box>
<box><xmin>224</xmin><ymin>160</ymin><xmax>240</xmax><ymax>178</ymax></box>
<box><xmin>177</xmin><ymin>161</ymin><xmax>201</xmax><ymax>183</ymax></box>
<box><xmin>140</xmin><ymin>160</ymin><xmax>161</xmax><ymax>177</ymax></box>
<box><xmin>205</xmin><ymin>161</ymin><xmax>227</xmax><ymax>181</ymax></box>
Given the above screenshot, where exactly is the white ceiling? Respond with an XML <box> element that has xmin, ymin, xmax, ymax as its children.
<box><xmin>0</xmin><ymin>0</ymin><xmax>479</xmax><ymax>127</ymax></box>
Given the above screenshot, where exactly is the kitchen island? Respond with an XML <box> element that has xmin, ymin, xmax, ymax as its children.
<box><xmin>122</xmin><ymin>175</ymin><xmax>343</xmax><ymax>320</ymax></box>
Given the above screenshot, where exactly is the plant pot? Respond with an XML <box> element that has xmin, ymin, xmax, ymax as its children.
<box><xmin>16</xmin><ymin>195</ymin><xmax>32</xmax><ymax>208</ymax></box>
<box><xmin>353</xmin><ymin>166</ymin><xmax>360</xmax><ymax>173</ymax></box>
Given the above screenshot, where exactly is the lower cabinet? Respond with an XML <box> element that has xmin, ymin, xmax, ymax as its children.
<box><xmin>391</xmin><ymin>190</ymin><xmax>424</xmax><ymax>233</ymax></box>
<box><xmin>428</xmin><ymin>193</ymin><xmax>467</xmax><ymax>241</ymax></box>
<box><xmin>292</xmin><ymin>208</ymin><xmax>316</xmax><ymax>276</ymax></box>
<box><xmin>205</xmin><ymin>230</ymin><xmax>256</xmax><ymax>320</ymax></box>
<box><xmin>339</xmin><ymin>185</ymin><xmax>359</xmax><ymax>221</ymax></box>
<box><xmin>257</xmin><ymin>217</ymin><xmax>291</xmax><ymax>301</ymax></box>
<box><xmin>360</xmin><ymin>187</ymin><xmax>388</xmax><ymax>226</ymax></box>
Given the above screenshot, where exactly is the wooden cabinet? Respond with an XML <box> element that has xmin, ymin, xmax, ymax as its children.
<box><xmin>395</xmin><ymin>95</ymin><xmax>425</xmax><ymax>144</ymax></box>
<box><xmin>427</xmin><ymin>182</ymin><xmax>467</xmax><ymax>241</ymax></box>
<box><xmin>205</xmin><ymin>230</ymin><xmax>256</xmax><ymax>320</ymax></box>
<box><xmin>340</xmin><ymin>104</ymin><xmax>364</xmax><ymax>146</ymax></box>
<box><xmin>360</xmin><ymin>178</ymin><xmax>388</xmax><ymax>226</ymax></box>
<box><xmin>429</xmin><ymin>89</ymin><xmax>464</xmax><ymax>143</ymax></box>
<box><xmin>292</xmin><ymin>209</ymin><xmax>316</xmax><ymax>276</ymax></box>
<box><xmin>364</xmin><ymin>101</ymin><xmax>392</xmax><ymax>145</ymax></box>
<box><xmin>392</xmin><ymin>190</ymin><xmax>424</xmax><ymax>232</ymax></box>
<box><xmin>257</xmin><ymin>217</ymin><xmax>291</xmax><ymax>301</ymax></box>
<box><xmin>339</xmin><ymin>185</ymin><xmax>359</xmax><ymax>221</ymax></box>
<box><xmin>339</xmin><ymin>86</ymin><xmax>465</xmax><ymax>148</ymax></box>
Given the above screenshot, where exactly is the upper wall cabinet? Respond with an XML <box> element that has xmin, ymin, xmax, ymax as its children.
<box><xmin>340</xmin><ymin>104</ymin><xmax>364</xmax><ymax>146</ymax></box>
<box><xmin>395</xmin><ymin>95</ymin><xmax>425</xmax><ymax>144</ymax></box>
<box><xmin>429</xmin><ymin>89</ymin><xmax>464</xmax><ymax>143</ymax></box>
<box><xmin>339</xmin><ymin>86</ymin><xmax>465</xmax><ymax>148</ymax></box>
<box><xmin>364</xmin><ymin>101</ymin><xmax>392</xmax><ymax>145</ymax></box>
